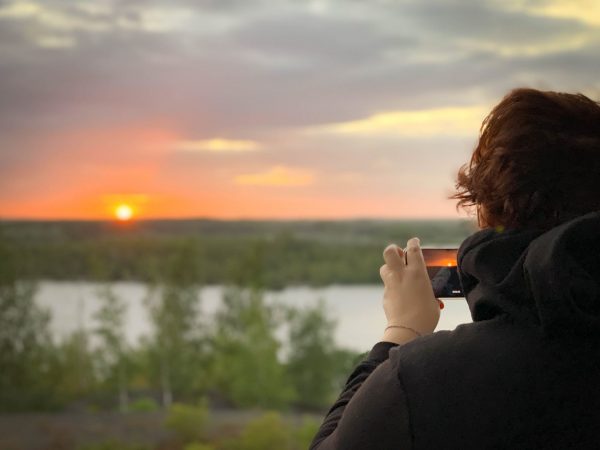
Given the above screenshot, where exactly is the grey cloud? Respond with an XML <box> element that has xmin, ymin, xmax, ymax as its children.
<box><xmin>231</xmin><ymin>10</ymin><xmax>415</xmax><ymax>65</ymax></box>
<box><xmin>1</xmin><ymin>0</ymin><xmax>599</xmax><ymax>215</ymax></box>
<box><xmin>1</xmin><ymin>0</ymin><xmax>599</xmax><ymax>164</ymax></box>
<box><xmin>399</xmin><ymin>0</ymin><xmax>588</xmax><ymax>45</ymax></box>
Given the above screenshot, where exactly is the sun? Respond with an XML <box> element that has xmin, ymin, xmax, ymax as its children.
<box><xmin>115</xmin><ymin>204</ymin><xmax>134</xmax><ymax>221</ymax></box>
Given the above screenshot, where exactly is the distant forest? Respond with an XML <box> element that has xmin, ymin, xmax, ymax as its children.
<box><xmin>0</xmin><ymin>219</ymin><xmax>478</xmax><ymax>446</ymax></box>
<box><xmin>0</xmin><ymin>219</ymin><xmax>477</xmax><ymax>288</ymax></box>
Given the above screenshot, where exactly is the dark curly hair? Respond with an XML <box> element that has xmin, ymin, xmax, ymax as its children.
<box><xmin>450</xmin><ymin>88</ymin><xmax>600</xmax><ymax>231</ymax></box>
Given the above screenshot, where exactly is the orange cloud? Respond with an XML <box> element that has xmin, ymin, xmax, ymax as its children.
<box><xmin>175</xmin><ymin>138</ymin><xmax>262</xmax><ymax>152</ymax></box>
<box><xmin>234</xmin><ymin>165</ymin><xmax>316</xmax><ymax>186</ymax></box>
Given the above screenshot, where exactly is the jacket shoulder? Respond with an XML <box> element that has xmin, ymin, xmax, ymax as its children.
<box><xmin>387</xmin><ymin>315</ymin><xmax>600</xmax><ymax>449</ymax></box>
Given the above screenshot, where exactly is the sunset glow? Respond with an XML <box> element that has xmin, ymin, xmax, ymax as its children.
<box><xmin>115</xmin><ymin>204</ymin><xmax>134</xmax><ymax>221</ymax></box>
<box><xmin>423</xmin><ymin>250</ymin><xmax>458</xmax><ymax>268</ymax></box>
<box><xmin>1</xmin><ymin>0</ymin><xmax>597</xmax><ymax>220</ymax></box>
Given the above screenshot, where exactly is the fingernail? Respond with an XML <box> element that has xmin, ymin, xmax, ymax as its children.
<box><xmin>438</xmin><ymin>299</ymin><xmax>444</xmax><ymax>310</ymax></box>
<box><xmin>384</xmin><ymin>244</ymin><xmax>396</xmax><ymax>254</ymax></box>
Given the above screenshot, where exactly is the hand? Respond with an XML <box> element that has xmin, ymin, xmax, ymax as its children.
<box><xmin>379</xmin><ymin>237</ymin><xmax>442</xmax><ymax>344</ymax></box>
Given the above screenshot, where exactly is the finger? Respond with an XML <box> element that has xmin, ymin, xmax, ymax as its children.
<box><xmin>379</xmin><ymin>264</ymin><xmax>388</xmax><ymax>281</ymax></box>
<box><xmin>437</xmin><ymin>298</ymin><xmax>445</xmax><ymax>310</ymax></box>
<box><xmin>379</xmin><ymin>264</ymin><xmax>398</xmax><ymax>283</ymax></box>
<box><xmin>405</xmin><ymin>237</ymin><xmax>426</xmax><ymax>270</ymax></box>
<box><xmin>383</xmin><ymin>244</ymin><xmax>405</xmax><ymax>270</ymax></box>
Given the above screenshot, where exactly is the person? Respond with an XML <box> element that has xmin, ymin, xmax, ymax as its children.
<box><xmin>309</xmin><ymin>88</ymin><xmax>600</xmax><ymax>449</ymax></box>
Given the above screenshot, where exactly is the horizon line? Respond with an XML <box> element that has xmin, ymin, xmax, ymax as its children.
<box><xmin>0</xmin><ymin>215</ymin><xmax>473</xmax><ymax>223</ymax></box>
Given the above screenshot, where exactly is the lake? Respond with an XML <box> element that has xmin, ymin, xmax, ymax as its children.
<box><xmin>36</xmin><ymin>282</ymin><xmax>473</xmax><ymax>353</ymax></box>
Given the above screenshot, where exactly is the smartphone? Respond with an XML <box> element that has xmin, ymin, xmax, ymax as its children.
<box><xmin>404</xmin><ymin>247</ymin><xmax>463</xmax><ymax>298</ymax></box>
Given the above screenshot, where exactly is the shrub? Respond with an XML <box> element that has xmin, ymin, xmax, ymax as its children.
<box><xmin>128</xmin><ymin>397</ymin><xmax>159</xmax><ymax>412</ymax></box>
<box><xmin>213</xmin><ymin>437</ymin><xmax>243</xmax><ymax>450</ymax></box>
<box><xmin>183</xmin><ymin>443</ymin><xmax>216</xmax><ymax>450</ymax></box>
<box><xmin>238</xmin><ymin>412</ymin><xmax>291</xmax><ymax>450</ymax></box>
<box><xmin>165</xmin><ymin>400</ymin><xmax>210</xmax><ymax>444</ymax></box>
<box><xmin>292</xmin><ymin>416</ymin><xmax>320</xmax><ymax>450</ymax></box>
<box><xmin>77</xmin><ymin>441</ymin><xmax>149</xmax><ymax>450</ymax></box>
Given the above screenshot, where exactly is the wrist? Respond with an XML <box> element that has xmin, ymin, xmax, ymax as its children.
<box><xmin>382</xmin><ymin>326</ymin><xmax>419</xmax><ymax>345</ymax></box>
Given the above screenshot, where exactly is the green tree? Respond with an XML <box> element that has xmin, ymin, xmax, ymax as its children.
<box><xmin>211</xmin><ymin>286</ymin><xmax>294</xmax><ymax>408</ymax></box>
<box><xmin>145</xmin><ymin>240</ymin><xmax>206</xmax><ymax>407</ymax></box>
<box><xmin>286</xmin><ymin>300</ymin><xmax>359</xmax><ymax>409</ymax></box>
<box><xmin>94</xmin><ymin>282</ymin><xmax>130</xmax><ymax>412</ymax></box>
<box><xmin>0</xmin><ymin>235</ymin><xmax>56</xmax><ymax>411</ymax></box>
<box><xmin>227</xmin><ymin>239</ymin><xmax>266</xmax><ymax>290</ymax></box>
<box><xmin>53</xmin><ymin>329</ymin><xmax>97</xmax><ymax>404</ymax></box>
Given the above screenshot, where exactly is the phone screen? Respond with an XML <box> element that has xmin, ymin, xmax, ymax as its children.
<box><xmin>421</xmin><ymin>248</ymin><xmax>463</xmax><ymax>298</ymax></box>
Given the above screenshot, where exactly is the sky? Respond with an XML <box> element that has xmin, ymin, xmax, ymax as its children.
<box><xmin>1</xmin><ymin>0</ymin><xmax>599</xmax><ymax>220</ymax></box>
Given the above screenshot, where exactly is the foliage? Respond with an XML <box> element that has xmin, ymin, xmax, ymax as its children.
<box><xmin>93</xmin><ymin>270</ymin><xmax>131</xmax><ymax>412</ymax></box>
<box><xmin>128</xmin><ymin>397</ymin><xmax>159</xmax><ymax>412</ymax></box>
<box><xmin>77</xmin><ymin>441</ymin><xmax>150</xmax><ymax>450</ymax></box>
<box><xmin>211</xmin><ymin>285</ymin><xmax>294</xmax><ymax>408</ymax></box>
<box><xmin>292</xmin><ymin>416</ymin><xmax>321</xmax><ymax>450</ymax></box>
<box><xmin>0</xmin><ymin>219</ymin><xmax>474</xmax><ymax>286</ymax></box>
<box><xmin>183</xmin><ymin>443</ymin><xmax>216</xmax><ymax>450</ymax></box>
<box><xmin>237</xmin><ymin>412</ymin><xmax>292</xmax><ymax>450</ymax></box>
<box><xmin>145</xmin><ymin>240</ymin><xmax>208</xmax><ymax>406</ymax></box>
<box><xmin>286</xmin><ymin>300</ymin><xmax>355</xmax><ymax>409</ymax></box>
<box><xmin>213</xmin><ymin>412</ymin><xmax>321</xmax><ymax>450</ymax></box>
<box><xmin>0</xmin><ymin>235</ymin><xmax>57</xmax><ymax>411</ymax></box>
<box><xmin>165</xmin><ymin>400</ymin><xmax>210</xmax><ymax>444</ymax></box>
<box><xmin>52</xmin><ymin>330</ymin><xmax>98</xmax><ymax>403</ymax></box>
<box><xmin>0</xmin><ymin>224</ymin><xmax>369</xmax><ymax>414</ymax></box>
<box><xmin>0</xmin><ymin>219</ymin><xmax>473</xmax><ymax>423</ymax></box>
<box><xmin>213</xmin><ymin>438</ymin><xmax>244</xmax><ymax>450</ymax></box>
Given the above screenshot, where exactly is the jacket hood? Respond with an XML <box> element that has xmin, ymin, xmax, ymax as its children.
<box><xmin>457</xmin><ymin>210</ymin><xmax>600</xmax><ymax>338</ymax></box>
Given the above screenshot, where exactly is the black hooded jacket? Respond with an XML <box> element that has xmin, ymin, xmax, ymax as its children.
<box><xmin>310</xmin><ymin>210</ymin><xmax>600</xmax><ymax>449</ymax></box>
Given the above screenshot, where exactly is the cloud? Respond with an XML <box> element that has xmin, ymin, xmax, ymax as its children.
<box><xmin>232</xmin><ymin>9</ymin><xmax>414</xmax><ymax>66</ymax></box>
<box><xmin>1</xmin><ymin>0</ymin><xmax>600</xmax><ymax>218</ymax></box>
<box><xmin>0</xmin><ymin>0</ymin><xmax>113</xmax><ymax>33</ymax></box>
<box><xmin>0</xmin><ymin>0</ymin><xmax>234</xmax><ymax>52</ymax></box>
<box><xmin>1</xmin><ymin>0</ymin><xmax>599</xmax><ymax>136</ymax></box>
<box><xmin>234</xmin><ymin>165</ymin><xmax>316</xmax><ymax>186</ymax></box>
<box><xmin>394</xmin><ymin>0</ymin><xmax>593</xmax><ymax>57</ymax></box>
<box><xmin>175</xmin><ymin>138</ymin><xmax>262</xmax><ymax>152</ymax></box>
<box><xmin>310</xmin><ymin>105</ymin><xmax>488</xmax><ymax>137</ymax></box>
<box><xmin>0</xmin><ymin>1</ymin><xmax>38</xmax><ymax>18</ymax></box>
<box><xmin>35</xmin><ymin>34</ymin><xmax>75</xmax><ymax>48</ymax></box>
<box><xmin>510</xmin><ymin>0</ymin><xmax>600</xmax><ymax>27</ymax></box>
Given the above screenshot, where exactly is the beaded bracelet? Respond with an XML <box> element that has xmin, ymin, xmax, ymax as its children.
<box><xmin>384</xmin><ymin>324</ymin><xmax>422</xmax><ymax>337</ymax></box>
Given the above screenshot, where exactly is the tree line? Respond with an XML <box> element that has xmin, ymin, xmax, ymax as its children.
<box><xmin>0</xmin><ymin>219</ymin><xmax>474</xmax><ymax>288</ymax></box>
<box><xmin>0</xmin><ymin>236</ymin><xmax>360</xmax><ymax>413</ymax></box>
<box><xmin>0</xmin><ymin>218</ymin><xmax>474</xmax><ymax>411</ymax></box>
